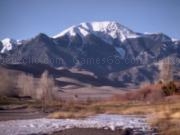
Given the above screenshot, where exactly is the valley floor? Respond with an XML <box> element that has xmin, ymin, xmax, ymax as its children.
<box><xmin>0</xmin><ymin>85</ymin><xmax>180</xmax><ymax>135</ymax></box>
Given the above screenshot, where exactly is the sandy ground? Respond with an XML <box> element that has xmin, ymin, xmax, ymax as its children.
<box><xmin>57</xmin><ymin>85</ymin><xmax>128</xmax><ymax>101</ymax></box>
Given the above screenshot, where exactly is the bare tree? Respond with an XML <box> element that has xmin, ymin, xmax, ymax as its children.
<box><xmin>37</xmin><ymin>71</ymin><xmax>55</xmax><ymax>112</ymax></box>
<box><xmin>17</xmin><ymin>73</ymin><xmax>35</xmax><ymax>97</ymax></box>
<box><xmin>0</xmin><ymin>68</ymin><xmax>17</xmax><ymax>97</ymax></box>
<box><xmin>159</xmin><ymin>57</ymin><xmax>173</xmax><ymax>83</ymax></box>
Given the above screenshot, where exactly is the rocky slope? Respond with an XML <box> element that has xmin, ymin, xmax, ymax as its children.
<box><xmin>0</xmin><ymin>21</ymin><xmax>179</xmax><ymax>87</ymax></box>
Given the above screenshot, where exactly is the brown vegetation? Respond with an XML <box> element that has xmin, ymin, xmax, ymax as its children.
<box><xmin>0</xmin><ymin>66</ymin><xmax>180</xmax><ymax>135</ymax></box>
<box><xmin>0</xmin><ymin>69</ymin><xmax>56</xmax><ymax>113</ymax></box>
<box><xmin>37</xmin><ymin>71</ymin><xmax>56</xmax><ymax>112</ymax></box>
<box><xmin>48</xmin><ymin>82</ymin><xmax>180</xmax><ymax>135</ymax></box>
<box><xmin>162</xmin><ymin>81</ymin><xmax>178</xmax><ymax>96</ymax></box>
<box><xmin>0</xmin><ymin>68</ymin><xmax>17</xmax><ymax>97</ymax></box>
<box><xmin>110</xmin><ymin>83</ymin><xmax>164</xmax><ymax>102</ymax></box>
<box><xmin>17</xmin><ymin>73</ymin><xmax>36</xmax><ymax>97</ymax></box>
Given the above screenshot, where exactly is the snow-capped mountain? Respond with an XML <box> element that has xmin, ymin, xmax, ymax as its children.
<box><xmin>0</xmin><ymin>21</ymin><xmax>180</xmax><ymax>87</ymax></box>
<box><xmin>0</xmin><ymin>38</ymin><xmax>22</xmax><ymax>53</ymax></box>
<box><xmin>53</xmin><ymin>21</ymin><xmax>141</xmax><ymax>44</ymax></box>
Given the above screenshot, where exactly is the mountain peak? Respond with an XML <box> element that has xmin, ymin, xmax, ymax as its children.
<box><xmin>80</xmin><ymin>21</ymin><xmax>131</xmax><ymax>33</ymax></box>
<box><xmin>53</xmin><ymin>21</ymin><xmax>140</xmax><ymax>43</ymax></box>
<box><xmin>1</xmin><ymin>38</ymin><xmax>16</xmax><ymax>44</ymax></box>
<box><xmin>36</xmin><ymin>33</ymin><xmax>49</xmax><ymax>38</ymax></box>
<box><xmin>0</xmin><ymin>38</ymin><xmax>17</xmax><ymax>53</ymax></box>
<box><xmin>0</xmin><ymin>38</ymin><xmax>23</xmax><ymax>53</ymax></box>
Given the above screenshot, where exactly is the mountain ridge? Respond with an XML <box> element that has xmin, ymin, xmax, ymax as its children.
<box><xmin>1</xmin><ymin>21</ymin><xmax>177</xmax><ymax>53</ymax></box>
<box><xmin>0</xmin><ymin>21</ymin><xmax>180</xmax><ymax>87</ymax></box>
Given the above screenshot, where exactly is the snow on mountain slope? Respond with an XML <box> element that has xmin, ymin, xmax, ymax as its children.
<box><xmin>144</xmin><ymin>32</ymin><xmax>172</xmax><ymax>42</ymax></box>
<box><xmin>53</xmin><ymin>21</ymin><xmax>140</xmax><ymax>44</ymax></box>
<box><xmin>0</xmin><ymin>38</ymin><xmax>22</xmax><ymax>53</ymax></box>
<box><xmin>0</xmin><ymin>21</ymin><xmax>177</xmax><ymax>55</ymax></box>
<box><xmin>115</xmin><ymin>47</ymin><xmax>126</xmax><ymax>58</ymax></box>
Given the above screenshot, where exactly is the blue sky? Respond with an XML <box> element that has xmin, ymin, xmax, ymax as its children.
<box><xmin>0</xmin><ymin>0</ymin><xmax>180</xmax><ymax>40</ymax></box>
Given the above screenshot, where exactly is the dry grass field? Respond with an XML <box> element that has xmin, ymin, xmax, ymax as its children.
<box><xmin>1</xmin><ymin>80</ymin><xmax>180</xmax><ymax>135</ymax></box>
<box><xmin>48</xmin><ymin>83</ymin><xmax>180</xmax><ymax>135</ymax></box>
